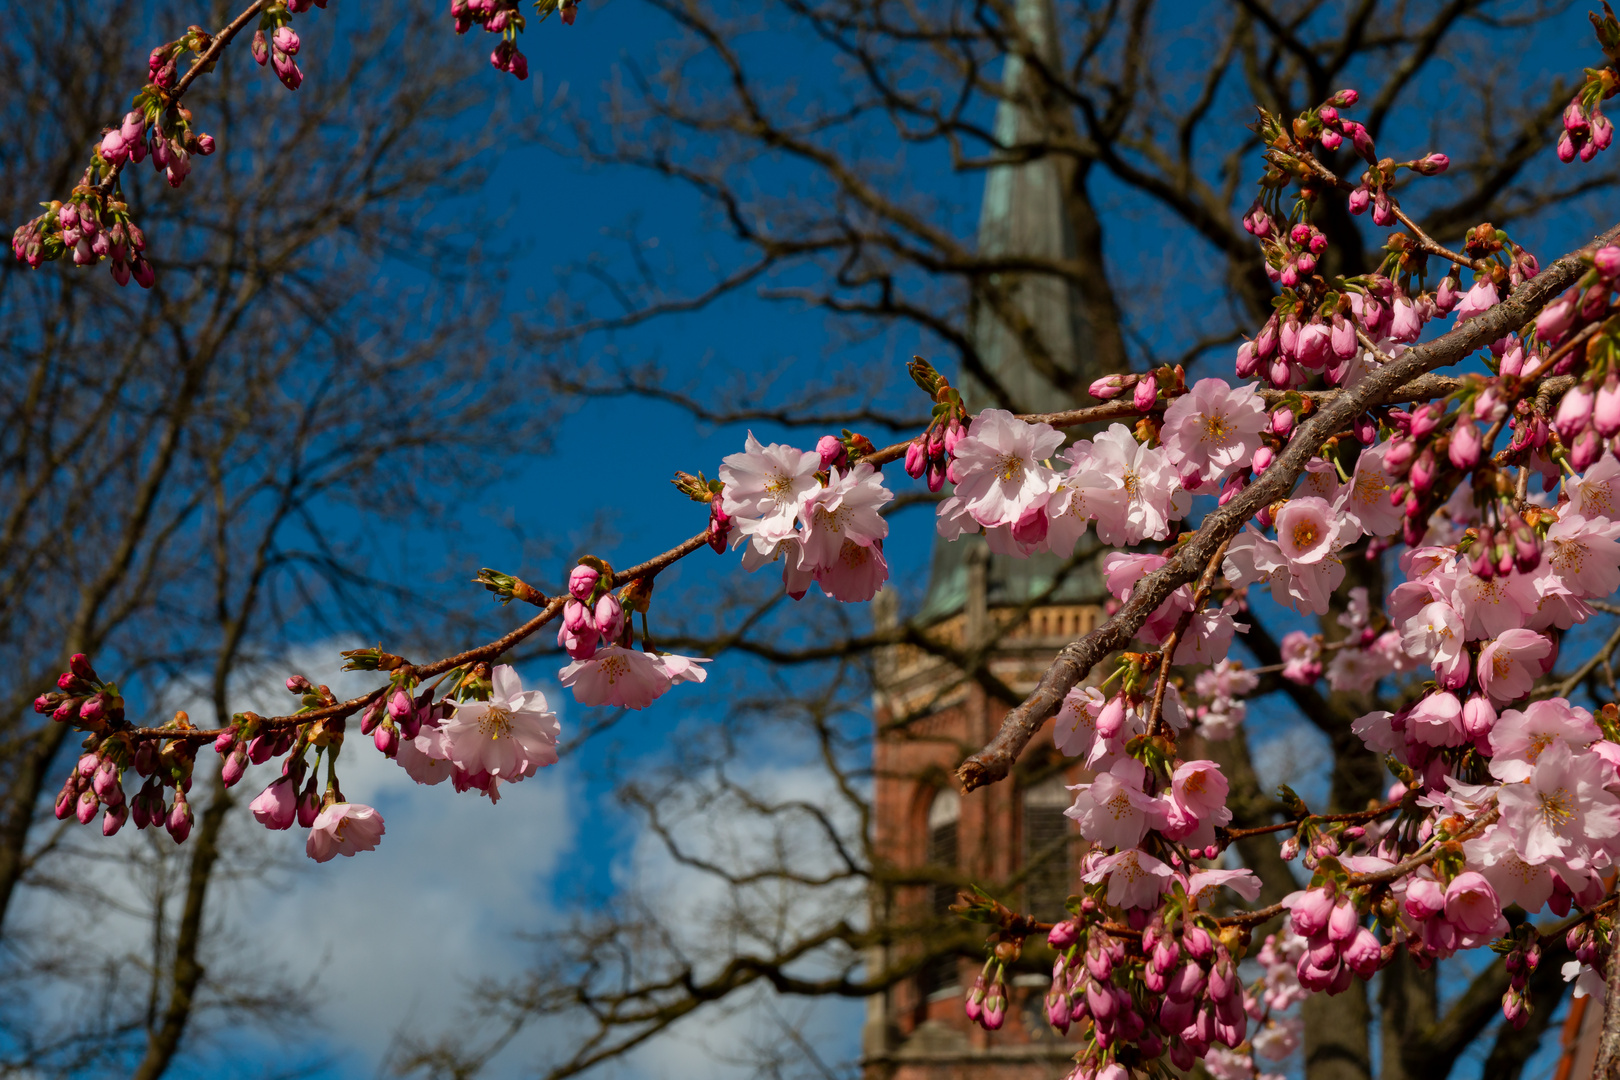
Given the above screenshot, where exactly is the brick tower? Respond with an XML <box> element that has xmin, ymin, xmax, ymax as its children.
<box><xmin>860</xmin><ymin>1</ymin><xmax>1113</xmax><ymax>1076</ymax></box>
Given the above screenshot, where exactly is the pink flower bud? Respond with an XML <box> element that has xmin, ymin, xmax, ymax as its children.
<box><xmin>594</xmin><ymin>593</ymin><xmax>625</xmax><ymax>641</ymax></box>
<box><xmin>1289</xmin><ymin>886</ymin><xmax>1337</xmax><ymax>937</ymax></box>
<box><xmin>1047</xmin><ymin>920</ymin><xmax>1079</xmax><ymax>950</ymax></box>
<box><xmin>1095</xmin><ymin>695</ymin><xmax>1126</xmax><ymax>740</ymax></box>
<box><xmin>1348</xmin><ymin>185</ymin><xmax>1370</xmax><ymax>215</ymax></box>
<box><xmin>1319</xmin><ymin>128</ymin><xmax>1342</xmax><ymax>151</ymax></box>
<box><xmin>569</xmin><ymin>564</ymin><xmax>600</xmax><ymax>600</ymax></box>
<box><xmin>102</xmin><ymin>804</ymin><xmax>128</xmax><ymax>837</ymax></box>
<box><xmin>904</xmin><ymin>440</ymin><xmax>926</xmax><ymax>478</ymax></box>
<box><xmin>76</xmin><ymin>790</ymin><xmax>99</xmax><ymax>825</ymax></box>
<box><xmin>273</xmin><ymin>25</ymin><xmax>300</xmax><ymax>54</ymax></box>
<box><xmin>1404</xmin><ymin>877</ymin><xmax>1444</xmax><ymax>920</ymax></box>
<box><xmin>1414</xmin><ymin>152</ymin><xmax>1449</xmax><ymax>175</ymax></box>
<box><xmin>1597</xmin><ymin>376</ymin><xmax>1620</xmax><ymax>437</ymax></box>
<box><xmin>1555</xmin><ymin>384</ymin><xmax>1595</xmax><ymax>442</ymax></box>
<box><xmin>99</xmin><ymin>129</ymin><xmax>128</xmax><ymax>165</ymax></box>
<box><xmin>250</xmin><ymin>777</ymin><xmax>297</xmax><ymax>830</ymax></box>
<box><xmin>1269</xmin><ymin>407</ymin><xmax>1294</xmax><ymax>437</ymax></box>
<box><xmin>252</xmin><ymin>29</ymin><xmax>269</xmax><ymax>65</ymax></box>
<box><xmin>1597</xmin><ymin>246</ymin><xmax>1620</xmax><ymax>279</ymax></box>
<box><xmin>1447</xmin><ymin>419</ymin><xmax>1481</xmax><ymax>469</ymax></box>
<box><xmin>1327</xmin><ymin>897</ymin><xmax>1359</xmax><ymax>943</ymax></box>
<box><xmin>815</xmin><ymin>434</ymin><xmax>847</xmax><ymax>470</ymax></box>
<box><xmin>1133</xmin><ymin>373</ymin><xmax>1158</xmax><ymax>411</ymax></box>
<box><xmin>375</xmin><ymin>721</ymin><xmax>398</xmax><ymax>756</ymax></box>
<box><xmin>166</xmin><ymin>795</ymin><xmax>193</xmax><ymax>842</ymax></box>
<box><xmin>296</xmin><ymin>782</ymin><xmax>320</xmax><ymax>828</ymax></box>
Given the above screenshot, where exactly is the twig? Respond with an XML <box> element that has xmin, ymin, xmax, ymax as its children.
<box><xmin>1146</xmin><ymin>537</ymin><xmax>1231</xmax><ymax>738</ymax></box>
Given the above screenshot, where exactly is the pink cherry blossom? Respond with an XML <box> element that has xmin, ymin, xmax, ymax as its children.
<box><xmin>1443</xmin><ymin>872</ymin><xmax>1504</xmax><ymax>936</ymax></box>
<box><xmin>1546</xmin><ymin>512</ymin><xmax>1620</xmax><ymax>598</ymax></box>
<box><xmin>1275</xmin><ymin>497</ymin><xmax>1340</xmax><ymax>566</ymax></box>
<box><xmin>1464</xmin><ymin>824</ymin><xmax>1554</xmax><ymax>913</ymax></box>
<box><xmin>948</xmin><ymin>409</ymin><xmax>1062</xmax><ymax>528</ymax></box>
<box><xmin>1401</xmin><ymin>600</ymin><xmax>1468</xmax><ymax>686</ymax></box>
<box><xmin>559</xmin><ymin>645</ymin><xmax>672</xmax><ymax>709</ymax></box>
<box><xmin>249</xmin><ymin>777</ymin><xmax>296</xmax><ymax>830</ymax></box>
<box><xmin>1497</xmin><ymin>739</ymin><xmax>1620</xmax><ymax>867</ymax></box>
<box><xmin>1081</xmin><ymin>848</ymin><xmax>1176</xmax><ymax>909</ymax></box>
<box><xmin>799</xmin><ymin>463</ymin><xmax>891</xmax><ymax>573</ymax></box>
<box><xmin>397</xmin><ymin>726</ymin><xmax>454</xmax><ymax>786</ymax></box>
<box><xmin>305</xmin><ymin>802</ymin><xmax>385</xmax><ymax>862</ymax></box>
<box><xmin>719</xmin><ymin>432</ymin><xmax>821</xmax><ymax>545</ymax></box>
<box><xmin>1066</xmin><ymin>757</ymin><xmax>1168</xmax><ymax>849</ymax></box>
<box><xmin>1160</xmin><ymin>378</ymin><xmax>1268</xmax><ymax>491</ymax></box>
<box><xmin>1488</xmin><ymin>697</ymin><xmax>1600</xmax><ymax>782</ymax></box>
<box><xmin>1453</xmin><ymin>277</ymin><xmax>1499</xmax><ymax>321</ymax></box>
<box><xmin>1452</xmin><ymin>571</ymin><xmax>1538</xmax><ymax>640</ymax></box>
<box><xmin>1083</xmin><ymin>424</ymin><xmax>1190</xmax><ymax>544</ymax></box>
<box><xmin>1185</xmin><ymin>868</ymin><xmax>1263</xmax><ymax>909</ymax></box>
<box><xmin>1567</xmin><ymin>452</ymin><xmax>1620</xmax><ymax>520</ymax></box>
<box><xmin>1406</xmin><ymin>691</ymin><xmax>1466</xmax><ymax>747</ymax></box>
<box><xmin>1477</xmin><ymin>629</ymin><xmax>1553</xmax><ymax>703</ymax></box>
<box><xmin>657</xmin><ymin>652</ymin><xmax>711</xmax><ymax>684</ymax></box>
<box><xmin>812</xmin><ymin>538</ymin><xmax>889</xmax><ymax>602</ymax></box>
<box><xmin>444</xmin><ymin>664</ymin><xmax>560</xmax><ymax>779</ymax></box>
<box><xmin>1053</xmin><ymin>685</ymin><xmax>1105</xmax><ymax>757</ymax></box>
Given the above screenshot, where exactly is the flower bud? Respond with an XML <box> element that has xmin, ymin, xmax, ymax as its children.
<box><xmin>816</xmin><ymin>435</ymin><xmax>847</xmax><ymax>470</ymax></box>
<box><xmin>297</xmin><ymin>780</ymin><xmax>319</xmax><ymax>828</ymax></box>
<box><xmin>1413</xmin><ymin>152</ymin><xmax>1450</xmax><ymax>175</ymax></box>
<box><xmin>1448</xmin><ymin>419</ymin><xmax>1482</xmax><ymax>470</ymax></box>
<box><xmin>594</xmin><ymin>593</ymin><xmax>625</xmax><ymax>641</ymax></box>
<box><xmin>166</xmin><ymin>794</ymin><xmax>193</xmax><ymax>843</ymax></box>
<box><xmin>904</xmin><ymin>440</ymin><xmax>926</xmax><ymax>478</ymax></box>
<box><xmin>1133</xmin><ymin>373</ymin><xmax>1158</xmax><ymax>412</ymax></box>
<box><xmin>1596</xmin><ymin>376</ymin><xmax>1620</xmax><ymax>438</ymax></box>
<box><xmin>375</xmin><ymin>720</ymin><xmax>398</xmax><ymax>756</ymax></box>
<box><xmin>1597</xmin><ymin>246</ymin><xmax>1620</xmax><ymax>278</ymax></box>
<box><xmin>1556</xmin><ymin>384</ymin><xmax>1595</xmax><ymax>442</ymax></box>
<box><xmin>569</xmin><ymin>564</ymin><xmax>600</xmax><ymax>601</ymax></box>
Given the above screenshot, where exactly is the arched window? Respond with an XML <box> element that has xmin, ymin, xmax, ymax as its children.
<box><xmin>1022</xmin><ymin>775</ymin><xmax>1072</xmax><ymax>921</ymax></box>
<box><xmin>918</xmin><ymin>788</ymin><xmax>960</xmax><ymax>998</ymax></box>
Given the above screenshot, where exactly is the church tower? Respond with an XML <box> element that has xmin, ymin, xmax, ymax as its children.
<box><xmin>861</xmin><ymin>2</ymin><xmax>1117</xmax><ymax>1077</ymax></box>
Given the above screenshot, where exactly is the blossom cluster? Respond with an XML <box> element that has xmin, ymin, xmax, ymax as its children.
<box><xmin>714</xmin><ymin>431</ymin><xmax>894</xmax><ymax>603</ymax></box>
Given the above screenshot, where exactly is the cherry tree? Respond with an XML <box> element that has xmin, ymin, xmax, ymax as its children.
<box><xmin>21</xmin><ymin>0</ymin><xmax>1620</xmax><ymax>1078</ymax></box>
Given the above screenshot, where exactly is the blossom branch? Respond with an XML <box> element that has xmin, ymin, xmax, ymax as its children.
<box><xmin>956</xmin><ymin>219</ymin><xmax>1620</xmax><ymax>794</ymax></box>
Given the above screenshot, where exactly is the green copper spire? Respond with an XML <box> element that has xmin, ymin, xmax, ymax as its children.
<box><xmin>920</xmin><ymin>0</ymin><xmax>1107</xmax><ymax>622</ymax></box>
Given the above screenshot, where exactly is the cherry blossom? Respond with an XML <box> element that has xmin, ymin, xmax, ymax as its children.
<box><xmin>1083</xmin><ymin>424</ymin><xmax>1190</xmax><ymax>545</ymax></box>
<box><xmin>1160</xmin><ymin>378</ymin><xmax>1267</xmax><ymax>491</ymax></box>
<box><xmin>444</xmin><ymin>664</ymin><xmax>560</xmax><ymax>779</ymax></box>
<box><xmin>719</xmin><ymin>432</ymin><xmax>821</xmax><ymax>545</ymax></box>
<box><xmin>798</xmin><ymin>463</ymin><xmax>891</xmax><ymax>572</ymax></box>
<box><xmin>1545</xmin><ymin>512</ymin><xmax>1620</xmax><ymax>597</ymax></box>
<box><xmin>305</xmin><ymin>802</ymin><xmax>385</xmax><ymax>862</ymax></box>
<box><xmin>1488</xmin><ymin>698</ymin><xmax>1600</xmax><ymax>782</ymax></box>
<box><xmin>559</xmin><ymin>645</ymin><xmax>672</xmax><ymax>709</ymax></box>
<box><xmin>948</xmin><ymin>409</ymin><xmax>1062</xmax><ymax>527</ymax></box>
<box><xmin>1082</xmin><ymin>848</ymin><xmax>1176</xmax><ymax>909</ymax></box>
<box><xmin>1496</xmin><ymin>739</ymin><xmax>1620</xmax><ymax>867</ymax></box>
<box><xmin>1477</xmin><ymin>629</ymin><xmax>1553</xmax><ymax>703</ymax></box>
<box><xmin>1066</xmin><ymin>757</ymin><xmax>1168</xmax><ymax>849</ymax></box>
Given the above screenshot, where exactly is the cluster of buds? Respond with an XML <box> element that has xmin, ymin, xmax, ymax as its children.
<box><xmin>1087</xmin><ymin>365</ymin><xmax>1186</xmax><ymax>414</ymax></box>
<box><xmin>1563</xmin><ymin>5</ymin><xmax>1620</xmax><ymax>163</ymax></box>
<box><xmin>963</xmin><ymin>957</ymin><xmax>1008</xmax><ymax>1031</ymax></box>
<box><xmin>1238</xmin><ymin>304</ymin><xmax>1361</xmax><ymax>389</ymax></box>
<box><xmin>251</xmin><ymin>0</ymin><xmax>326</xmax><ymax>93</ymax></box>
<box><xmin>670</xmin><ymin>471</ymin><xmax>733</xmax><ymax>552</ymax></box>
<box><xmin>903</xmin><ymin>356</ymin><xmax>968</xmax><ymax>491</ymax></box>
<box><xmin>12</xmin><ymin>190</ymin><xmax>156</xmax><ymax>287</ymax></box>
<box><xmin>34</xmin><ymin>654</ymin><xmax>125</xmax><ymax>730</ymax></box>
<box><xmin>1494</xmin><ymin>926</ymin><xmax>1545</xmax><ymax>1029</ymax></box>
<box><xmin>558</xmin><ymin>560</ymin><xmax>628</xmax><ymax>659</ymax></box>
<box><xmin>1284</xmin><ymin>879</ymin><xmax>1387</xmax><ymax>990</ymax></box>
<box><xmin>52</xmin><ymin>700</ymin><xmax>202</xmax><ymax>844</ymax></box>
<box><xmin>448</xmin><ymin>0</ymin><xmax>579</xmax><ymax>80</ymax></box>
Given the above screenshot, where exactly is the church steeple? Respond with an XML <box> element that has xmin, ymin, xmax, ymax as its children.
<box><xmin>919</xmin><ymin>0</ymin><xmax>1106</xmax><ymax>623</ymax></box>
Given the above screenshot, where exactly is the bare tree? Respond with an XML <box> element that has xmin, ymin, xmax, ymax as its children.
<box><xmin>0</xmin><ymin>1</ymin><xmax>548</xmax><ymax>1074</ymax></box>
